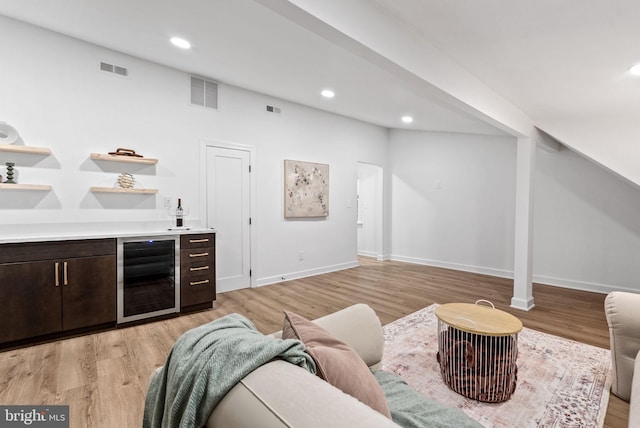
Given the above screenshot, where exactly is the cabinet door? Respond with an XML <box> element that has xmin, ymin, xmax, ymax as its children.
<box><xmin>62</xmin><ymin>255</ymin><xmax>116</xmax><ymax>331</ymax></box>
<box><xmin>0</xmin><ymin>260</ymin><xmax>62</xmax><ymax>343</ymax></box>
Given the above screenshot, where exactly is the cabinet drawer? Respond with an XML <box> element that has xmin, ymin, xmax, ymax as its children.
<box><xmin>183</xmin><ymin>271</ymin><xmax>214</xmax><ymax>287</ymax></box>
<box><xmin>181</xmin><ymin>233</ymin><xmax>215</xmax><ymax>249</ymax></box>
<box><xmin>180</xmin><ymin>250</ymin><xmax>215</xmax><ymax>273</ymax></box>
<box><xmin>181</xmin><ymin>272</ymin><xmax>216</xmax><ymax>308</ymax></box>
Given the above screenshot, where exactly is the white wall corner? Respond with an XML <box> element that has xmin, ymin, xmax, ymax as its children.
<box><xmin>534</xmin><ymin>127</ymin><xmax>563</xmax><ymax>152</ymax></box>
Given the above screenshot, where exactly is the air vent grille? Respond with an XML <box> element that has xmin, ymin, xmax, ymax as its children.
<box><xmin>114</xmin><ymin>66</ymin><xmax>128</xmax><ymax>77</ymax></box>
<box><xmin>99</xmin><ymin>61</ymin><xmax>128</xmax><ymax>77</ymax></box>
<box><xmin>190</xmin><ymin>76</ymin><xmax>218</xmax><ymax>110</ymax></box>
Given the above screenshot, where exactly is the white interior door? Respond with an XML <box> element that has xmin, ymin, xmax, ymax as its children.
<box><xmin>206</xmin><ymin>146</ymin><xmax>251</xmax><ymax>292</ymax></box>
<box><xmin>357</xmin><ymin>162</ymin><xmax>383</xmax><ymax>259</ymax></box>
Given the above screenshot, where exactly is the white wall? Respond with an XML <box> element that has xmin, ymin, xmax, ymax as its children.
<box><xmin>389</xmin><ymin>129</ymin><xmax>517</xmax><ymax>277</ymax></box>
<box><xmin>0</xmin><ymin>16</ymin><xmax>389</xmax><ymax>285</ymax></box>
<box><xmin>534</xmin><ymin>147</ymin><xmax>640</xmax><ymax>293</ymax></box>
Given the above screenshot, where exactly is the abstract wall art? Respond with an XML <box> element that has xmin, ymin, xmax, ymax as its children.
<box><xmin>284</xmin><ymin>159</ymin><xmax>329</xmax><ymax>218</ymax></box>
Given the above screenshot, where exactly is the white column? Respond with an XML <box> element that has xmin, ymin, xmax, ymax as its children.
<box><xmin>511</xmin><ymin>137</ymin><xmax>536</xmax><ymax>311</ymax></box>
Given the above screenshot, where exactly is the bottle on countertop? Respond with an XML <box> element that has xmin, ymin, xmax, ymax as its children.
<box><xmin>176</xmin><ymin>198</ymin><xmax>184</xmax><ymax>227</ymax></box>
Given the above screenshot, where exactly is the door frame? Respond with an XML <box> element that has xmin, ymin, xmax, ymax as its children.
<box><xmin>199</xmin><ymin>138</ymin><xmax>256</xmax><ymax>288</ymax></box>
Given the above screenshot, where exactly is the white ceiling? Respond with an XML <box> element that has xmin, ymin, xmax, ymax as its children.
<box><xmin>0</xmin><ymin>0</ymin><xmax>507</xmax><ymax>135</ymax></box>
<box><xmin>1</xmin><ymin>0</ymin><xmax>640</xmax><ymax>166</ymax></box>
<box><xmin>371</xmin><ymin>0</ymin><xmax>640</xmax><ymax>132</ymax></box>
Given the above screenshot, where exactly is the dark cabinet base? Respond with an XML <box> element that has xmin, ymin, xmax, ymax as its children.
<box><xmin>0</xmin><ymin>232</ymin><xmax>216</xmax><ymax>349</ymax></box>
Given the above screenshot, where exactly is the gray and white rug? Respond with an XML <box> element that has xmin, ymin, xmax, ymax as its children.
<box><xmin>381</xmin><ymin>304</ymin><xmax>612</xmax><ymax>428</ymax></box>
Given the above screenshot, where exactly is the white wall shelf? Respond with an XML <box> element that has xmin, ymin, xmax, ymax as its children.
<box><xmin>90</xmin><ymin>153</ymin><xmax>158</xmax><ymax>165</ymax></box>
<box><xmin>90</xmin><ymin>187</ymin><xmax>158</xmax><ymax>194</ymax></box>
<box><xmin>0</xmin><ymin>183</ymin><xmax>52</xmax><ymax>191</ymax></box>
<box><xmin>0</xmin><ymin>144</ymin><xmax>51</xmax><ymax>156</ymax></box>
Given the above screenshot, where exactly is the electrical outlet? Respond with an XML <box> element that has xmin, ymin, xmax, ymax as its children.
<box><xmin>163</xmin><ymin>197</ymin><xmax>172</xmax><ymax>207</ymax></box>
<box><xmin>298</xmin><ymin>251</ymin><xmax>304</xmax><ymax>261</ymax></box>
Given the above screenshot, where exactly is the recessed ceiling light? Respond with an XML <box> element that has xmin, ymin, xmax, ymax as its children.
<box><xmin>170</xmin><ymin>37</ymin><xmax>191</xmax><ymax>49</ymax></box>
<box><xmin>401</xmin><ymin>116</ymin><xmax>414</xmax><ymax>124</ymax></box>
<box><xmin>321</xmin><ymin>89</ymin><xmax>335</xmax><ymax>98</ymax></box>
<box><xmin>629</xmin><ymin>63</ymin><xmax>640</xmax><ymax>76</ymax></box>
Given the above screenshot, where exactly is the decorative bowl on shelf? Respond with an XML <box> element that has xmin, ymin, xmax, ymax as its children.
<box><xmin>117</xmin><ymin>172</ymin><xmax>134</xmax><ymax>189</ymax></box>
<box><xmin>0</xmin><ymin>122</ymin><xmax>19</xmax><ymax>145</ymax></box>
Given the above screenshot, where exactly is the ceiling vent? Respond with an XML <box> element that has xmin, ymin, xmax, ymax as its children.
<box><xmin>99</xmin><ymin>61</ymin><xmax>128</xmax><ymax>77</ymax></box>
<box><xmin>190</xmin><ymin>76</ymin><xmax>218</xmax><ymax>110</ymax></box>
<box><xmin>266</xmin><ymin>105</ymin><xmax>281</xmax><ymax>114</ymax></box>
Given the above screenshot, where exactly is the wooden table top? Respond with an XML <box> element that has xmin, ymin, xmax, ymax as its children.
<box><xmin>435</xmin><ymin>302</ymin><xmax>523</xmax><ymax>336</ymax></box>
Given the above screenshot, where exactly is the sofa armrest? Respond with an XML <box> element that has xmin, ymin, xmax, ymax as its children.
<box><xmin>629</xmin><ymin>351</ymin><xmax>640</xmax><ymax>428</ymax></box>
<box><xmin>208</xmin><ymin>360</ymin><xmax>399</xmax><ymax>428</ymax></box>
<box><xmin>271</xmin><ymin>304</ymin><xmax>385</xmax><ymax>369</ymax></box>
<box><xmin>604</xmin><ymin>291</ymin><xmax>640</xmax><ymax>401</ymax></box>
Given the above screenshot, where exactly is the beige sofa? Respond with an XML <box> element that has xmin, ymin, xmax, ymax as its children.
<box><xmin>604</xmin><ymin>291</ymin><xmax>640</xmax><ymax>427</ymax></box>
<box><xmin>151</xmin><ymin>304</ymin><xmax>400</xmax><ymax>427</ymax></box>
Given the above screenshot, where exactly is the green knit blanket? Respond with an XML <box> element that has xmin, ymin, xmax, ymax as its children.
<box><xmin>143</xmin><ymin>313</ymin><xmax>316</xmax><ymax>428</ymax></box>
<box><xmin>374</xmin><ymin>370</ymin><xmax>483</xmax><ymax>428</ymax></box>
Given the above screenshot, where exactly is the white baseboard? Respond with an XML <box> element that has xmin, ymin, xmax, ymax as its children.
<box><xmin>358</xmin><ymin>250</ymin><xmax>389</xmax><ymax>261</ymax></box>
<box><xmin>255</xmin><ymin>260</ymin><xmax>359</xmax><ymax>287</ymax></box>
<box><xmin>357</xmin><ymin>250</ymin><xmax>378</xmax><ymax>258</ymax></box>
<box><xmin>255</xmin><ymin>255</ymin><xmax>630</xmax><ymax>296</ymax></box>
<box><xmin>390</xmin><ymin>254</ymin><xmax>626</xmax><ymax>295</ymax></box>
<box><xmin>531</xmin><ymin>274</ymin><xmax>631</xmax><ymax>294</ymax></box>
<box><xmin>390</xmin><ymin>254</ymin><xmax>513</xmax><ymax>279</ymax></box>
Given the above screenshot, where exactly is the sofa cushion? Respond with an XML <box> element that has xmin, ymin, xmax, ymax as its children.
<box><xmin>282</xmin><ymin>311</ymin><xmax>391</xmax><ymax>418</ymax></box>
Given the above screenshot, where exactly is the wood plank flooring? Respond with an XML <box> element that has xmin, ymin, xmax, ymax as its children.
<box><xmin>0</xmin><ymin>258</ymin><xmax>628</xmax><ymax>427</ymax></box>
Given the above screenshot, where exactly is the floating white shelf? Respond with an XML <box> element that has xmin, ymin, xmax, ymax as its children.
<box><xmin>0</xmin><ymin>183</ymin><xmax>52</xmax><ymax>191</ymax></box>
<box><xmin>90</xmin><ymin>187</ymin><xmax>158</xmax><ymax>194</ymax></box>
<box><xmin>0</xmin><ymin>144</ymin><xmax>51</xmax><ymax>156</ymax></box>
<box><xmin>90</xmin><ymin>153</ymin><xmax>158</xmax><ymax>165</ymax></box>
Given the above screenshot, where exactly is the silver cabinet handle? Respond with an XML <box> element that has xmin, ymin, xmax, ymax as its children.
<box><xmin>63</xmin><ymin>261</ymin><xmax>68</xmax><ymax>286</ymax></box>
<box><xmin>189</xmin><ymin>252</ymin><xmax>209</xmax><ymax>258</ymax></box>
<box><xmin>190</xmin><ymin>279</ymin><xmax>210</xmax><ymax>286</ymax></box>
<box><xmin>55</xmin><ymin>262</ymin><xmax>60</xmax><ymax>287</ymax></box>
<box><xmin>189</xmin><ymin>266</ymin><xmax>209</xmax><ymax>272</ymax></box>
<box><xmin>189</xmin><ymin>238</ymin><xmax>209</xmax><ymax>243</ymax></box>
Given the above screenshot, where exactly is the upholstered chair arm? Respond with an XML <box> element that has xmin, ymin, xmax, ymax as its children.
<box><xmin>604</xmin><ymin>291</ymin><xmax>640</xmax><ymax>401</ymax></box>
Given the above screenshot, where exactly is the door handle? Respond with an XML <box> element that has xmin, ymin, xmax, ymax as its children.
<box><xmin>55</xmin><ymin>262</ymin><xmax>60</xmax><ymax>287</ymax></box>
<box><xmin>63</xmin><ymin>261</ymin><xmax>69</xmax><ymax>286</ymax></box>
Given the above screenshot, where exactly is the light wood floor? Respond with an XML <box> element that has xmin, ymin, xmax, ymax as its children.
<box><xmin>0</xmin><ymin>258</ymin><xmax>628</xmax><ymax>427</ymax></box>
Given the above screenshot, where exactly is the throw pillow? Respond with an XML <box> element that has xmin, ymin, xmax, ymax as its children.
<box><xmin>282</xmin><ymin>311</ymin><xmax>391</xmax><ymax>418</ymax></box>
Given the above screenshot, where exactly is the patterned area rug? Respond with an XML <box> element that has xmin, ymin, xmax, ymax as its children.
<box><xmin>381</xmin><ymin>304</ymin><xmax>612</xmax><ymax>428</ymax></box>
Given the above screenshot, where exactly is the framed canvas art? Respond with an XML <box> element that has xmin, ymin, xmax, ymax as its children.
<box><xmin>284</xmin><ymin>159</ymin><xmax>329</xmax><ymax>218</ymax></box>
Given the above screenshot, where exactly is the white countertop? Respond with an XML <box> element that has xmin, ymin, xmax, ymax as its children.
<box><xmin>0</xmin><ymin>221</ymin><xmax>215</xmax><ymax>244</ymax></box>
